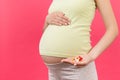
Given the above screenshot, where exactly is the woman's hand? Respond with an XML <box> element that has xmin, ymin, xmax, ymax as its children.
<box><xmin>61</xmin><ymin>54</ymin><xmax>95</xmax><ymax>67</ymax></box>
<box><xmin>46</xmin><ymin>11</ymin><xmax>71</xmax><ymax>26</ymax></box>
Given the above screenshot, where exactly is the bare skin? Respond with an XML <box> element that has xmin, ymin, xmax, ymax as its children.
<box><xmin>41</xmin><ymin>0</ymin><xmax>119</xmax><ymax>67</ymax></box>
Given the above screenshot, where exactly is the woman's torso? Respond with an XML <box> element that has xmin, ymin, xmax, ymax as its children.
<box><xmin>40</xmin><ymin>0</ymin><xmax>96</xmax><ymax>64</ymax></box>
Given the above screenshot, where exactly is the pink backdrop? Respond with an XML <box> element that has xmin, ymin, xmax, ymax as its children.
<box><xmin>0</xmin><ymin>0</ymin><xmax>120</xmax><ymax>80</ymax></box>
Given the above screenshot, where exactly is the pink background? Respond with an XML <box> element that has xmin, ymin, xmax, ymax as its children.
<box><xmin>0</xmin><ymin>0</ymin><xmax>120</xmax><ymax>80</ymax></box>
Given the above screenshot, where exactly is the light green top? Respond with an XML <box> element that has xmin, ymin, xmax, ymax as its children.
<box><xmin>39</xmin><ymin>0</ymin><xmax>96</xmax><ymax>58</ymax></box>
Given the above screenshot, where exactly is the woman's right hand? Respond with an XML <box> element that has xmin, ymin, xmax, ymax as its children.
<box><xmin>46</xmin><ymin>11</ymin><xmax>71</xmax><ymax>26</ymax></box>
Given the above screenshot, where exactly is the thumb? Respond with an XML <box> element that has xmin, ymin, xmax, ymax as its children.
<box><xmin>74</xmin><ymin>60</ymin><xmax>79</xmax><ymax>66</ymax></box>
<box><xmin>61</xmin><ymin>59</ymin><xmax>69</xmax><ymax>62</ymax></box>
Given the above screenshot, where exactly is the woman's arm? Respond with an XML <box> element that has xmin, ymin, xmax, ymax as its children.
<box><xmin>88</xmin><ymin>0</ymin><xmax>119</xmax><ymax>60</ymax></box>
<box><xmin>61</xmin><ymin>0</ymin><xmax>119</xmax><ymax>66</ymax></box>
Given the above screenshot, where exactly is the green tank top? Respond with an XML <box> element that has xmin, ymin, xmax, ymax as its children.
<box><xmin>39</xmin><ymin>0</ymin><xmax>96</xmax><ymax>58</ymax></box>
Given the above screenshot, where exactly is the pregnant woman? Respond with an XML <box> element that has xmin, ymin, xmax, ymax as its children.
<box><xmin>39</xmin><ymin>0</ymin><xmax>119</xmax><ymax>80</ymax></box>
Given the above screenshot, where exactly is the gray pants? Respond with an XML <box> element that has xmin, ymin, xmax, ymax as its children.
<box><xmin>45</xmin><ymin>61</ymin><xmax>98</xmax><ymax>80</ymax></box>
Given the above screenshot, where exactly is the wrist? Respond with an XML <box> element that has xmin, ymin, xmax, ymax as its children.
<box><xmin>87</xmin><ymin>53</ymin><xmax>96</xmax><ymax>61</ymax></box>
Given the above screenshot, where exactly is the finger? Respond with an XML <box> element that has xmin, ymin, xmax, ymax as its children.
<box><xmin>61</xmin><ymin>59</ymin><xmax>70</xmax><ymax>63</ymax></box>
<box><xmin>59</xmin><ymin>16</ymin><xmax>71</xmax><ymax>25</ymax></box>
<box><xmin>76</xmin><ymin>61</ymin><xmax>87</xmax><ymax>66</ymax></box>
<box><xmin>61</xmin><ymin>59</ymin><xmax>74</xmax><ymax>64</ymax></box>
<box><xmin>55</xmin><ymin>17</ymin><xmax>70</xmax><ymax>25</ymax></box>
<box><xmin>54</xmin><ymin>20</ymin><xmax>65</xmax><ymax>26</ymax></box>
<box><xmin>51</xmin><ymin>21</ymin><xmax>62</xmax><ymax>26</ymax></box>
<box><xmin>53</xmin><ymin>19</ymin><xmax>67</xmax><ymax>26</ymax></box>
<box><xmin>47</xmin><ymin>12</ymin><xmax>70</xmax><ymax>26</ymax></box>
<box><xmin>55</xmin><ymin>17</ymin><xmax>64</xmax><ymax>22</ymax></box>
<box><xmin>61</xmin><ymin>18</ymin><xmax>70</xmax><ymax>25</ymax></box>
<box><xmin>74</xmin><ymin>63</ymin><xmax>86</xmax><ymax>66</ymax></box>
<box><xmin>58</xmin><ymin>14</ymin><xmax>69</xmax><ymax>20</ymax></box>
<box><xmin>56</xmin><ymin>13</ymin><xmax>71</xmax><ymax>24</ymax></box>
<box><xmin>62</xmin><ymin>16</ymin><xmax>71</xmax><ymax>22</ymax></box>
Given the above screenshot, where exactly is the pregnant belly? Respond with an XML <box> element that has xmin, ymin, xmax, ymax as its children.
<box><xmin>39</xmin><ymin>25</ymin><xmax>92</xmax><ymax>60</ymax></box>
<box><xmin>41</xmin><ymin>55</ymin><xmax>66</xmax><ymax>64</ymax></box>
<box><xmin>40</xmin><ymin>25</ymin><xmax>91</xmax><ymax>51</ymax></box>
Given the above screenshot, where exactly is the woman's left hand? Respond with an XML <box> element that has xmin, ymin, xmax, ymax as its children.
<box><xmin>61</xmin><ymin>54</ymin><xmax>95</xmax><ymax>67</ymax></box>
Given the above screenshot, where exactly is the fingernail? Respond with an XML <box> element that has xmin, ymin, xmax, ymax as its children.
<box><xmin>64</xmin><ymin>23</ymin><xmax>67</xmax><ymax>25</ymax></box>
